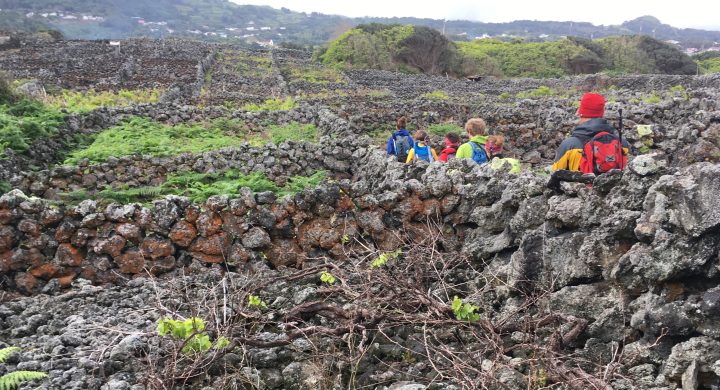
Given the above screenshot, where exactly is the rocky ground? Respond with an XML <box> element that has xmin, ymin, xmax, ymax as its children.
<box><xmin>1</xmin><ymin>36</ymin><xmax>720</xmax><ymax>390</ymax></box>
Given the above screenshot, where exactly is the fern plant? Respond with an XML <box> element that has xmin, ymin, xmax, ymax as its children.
<box><xmin>0</xmin><ymin>347</ymin><xmax>47</xmax><ymax>390</ymax></box>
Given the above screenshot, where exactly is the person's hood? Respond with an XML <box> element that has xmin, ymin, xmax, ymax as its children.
<box><xmin>445</xmin><ymin>138</ymin><xmax>461</xmax><ymax>148</ymax></box>
<box><xmin>393</xmin><ymin>128</ymin><xmax>411</xmax><ymax>137</ymax></box>
<box><xmin>571</xmin><ymin>118</ymin><xmax>615</xmax><ymax>142</ymax></box>
<box><xmin>469</xmin><ymin>135</ymin><xmax>488</xmax><ymax>144</ymax></box>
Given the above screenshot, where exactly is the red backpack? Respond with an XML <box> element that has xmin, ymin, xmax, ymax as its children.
<box><xmin>579</xmin><ymin>132</ymin><xmax>626</xmax><ymax>174</ymax></box>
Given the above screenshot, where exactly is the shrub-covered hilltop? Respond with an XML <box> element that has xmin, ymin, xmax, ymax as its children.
<box><xmin>320</xmin><ymin>24</ymin><xmax>699</xmax><ymax>78</ymax></box>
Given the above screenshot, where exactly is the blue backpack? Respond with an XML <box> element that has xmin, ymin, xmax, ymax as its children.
<box><xmin>469</xmin><ymin>141</ymin><xmax>489</xmax><ymax>164</ymax></box>
<box><xmin>413</xmin><ymin>144</ymin><xmax>435</xmax><ymax>162</ymax></box>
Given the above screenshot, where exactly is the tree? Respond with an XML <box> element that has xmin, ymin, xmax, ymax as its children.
<box><xmin>394</xmin><ymin>26</ymin><xmax>457</xmax><ymax>75</ymax></box>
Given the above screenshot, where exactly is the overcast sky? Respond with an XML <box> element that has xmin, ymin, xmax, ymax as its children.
<box><xmin>231</xmin><ymin>0</ymin><xmax>720</xmax><ymax>30</ymax></box>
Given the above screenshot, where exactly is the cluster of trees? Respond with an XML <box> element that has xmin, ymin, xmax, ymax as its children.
<box><xmin>320</xmin><ymin>24</ymin><xmax>461</xmax><ymax>76</ymax></box>
<box><xmin>320</xmin><ymin>24</ymin><xmax>700</xmax><ymax>78</ymax></box>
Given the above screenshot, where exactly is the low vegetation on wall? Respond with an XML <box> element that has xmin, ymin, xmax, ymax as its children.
<box><xmin>61</xmin><ymin>169</ymin><xmax>327</xmax><ymax>204</ymax></box>
<box><xmin>44</xmin><ymin>88</ymin><xmax>162</xmax><ymax>112</ymax></box>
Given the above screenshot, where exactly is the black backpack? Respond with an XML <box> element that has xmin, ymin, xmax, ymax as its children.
<box><xmin>393</xmin><ymin>134</ymin><xmax>412</xmax><ymax>162</ymax></box>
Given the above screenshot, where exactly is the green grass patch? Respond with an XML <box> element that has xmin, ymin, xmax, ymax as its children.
<box><xmin>83</xmin><ymin>170</ymin><xmax>327</xmax><ymax>204</ymax></box>
<box><xmin>287</xmin><ymin>66</ymin><xmax>345</xmax><ymax>84</ymax></box>
<box><xmin>498</xmin><ymin>92</ymin><xmax>513</xmax><ymax>100</ymax></box>
<box><xmin>46</xmin><ymin>89</ymin><xmax>162</xmax><ymax>112</ymax></box>
<box><xmin>227</xmin><ymin>51</ymin><xmax>272</xmax><ymax>77</ymax></box>
<box><xmin>669</xmin><ymin>84</ymin><xmax>689</xmax><ymax>100</ymax></box>
<box><xmin>421</xmin><ymin>90</ymin><xmax>449</xmax><ymax>101</ymax></box>
<box><xmin>63</xmin><ymin>117</ymin><xmax>244</xmax><ymax>164</ymax></box>
<box><xmin>516</xmin><ymin>86</ymin><xmax>556</xmax><ymax>99</ymax></box>
<box><xmin>642</xmin><ymin>93</ymin><xmax>662</xmax><ymax>104</ymax></box>
<box><xmin>63</xmin><ymin>117</ymin><xmax>317</xmax><ymax>164</ymax></box>
<box><xmin>365</xmin><ymin>89</ymin><xmax>392</xmax><ymax>98</ymax></box>
<box><xmin>427</xmin><ymin>123</ymin><xmax>463</xmax><ymax>137</ymax></box>
<box><xmin>241</xmin><ymin>97</ymin><xmax>296</xmax><ymax>112</ymax></box>
<box><xmin>0</xmin><ymin>99</ymin><xmax>65</xmax><ymax>154</ymax></box>
<box><xmin>264</xmin><ymin>122</ymin><xmax>317</xmax><ymax>145</ymax></box>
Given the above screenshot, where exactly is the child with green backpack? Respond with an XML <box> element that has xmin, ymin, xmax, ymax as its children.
<box><xmin>456</xmin><ymin>118</ymin><xmax>489</xmax><ymax>164</ymax></box>
<box><xmin>405</xmin><ymin>130</ymin><xmax>439</xmax><ymax>163</ymax></box>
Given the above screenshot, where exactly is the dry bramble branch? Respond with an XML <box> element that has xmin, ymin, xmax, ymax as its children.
<box><xmin>139</xmin><ymin>219</ymin><xmax>662</xmax><ymax>389</ymax></box>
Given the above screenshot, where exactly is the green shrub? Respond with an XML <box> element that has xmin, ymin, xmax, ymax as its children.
<box><xmin>0</xmin><ymin>99</ymin><xmax>65</xmax><ymax>154</ymax></box>
<box><xmin>63</xmin><ymin>117</ymin><xmax>244</xmax><ymax>164</ymax></box>
<box><xmin>242</xmin><ymin>97</ymin><xmax>296</xmax><ymax>112</ymax></box>
<box><xmin>421</xmin><ymin>90</ymin><xmax>449</xmax><ymax>101</ymax></box>
<box><xmin>427</xmin><ymin>123</ymin><xmax>463</xmax><ymax>137</ymax></box>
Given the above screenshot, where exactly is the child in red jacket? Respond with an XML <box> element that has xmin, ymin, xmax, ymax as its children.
<box><xmin>439</xmin><ymin>132</ymin><xmax>461</xmax><ymax>162</ymax></box>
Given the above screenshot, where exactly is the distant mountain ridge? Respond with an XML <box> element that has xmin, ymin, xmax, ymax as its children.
<box><xmin>1</xmin><ymin>0</ymin><xmax>719</xmax><ymax>49</ymax></box>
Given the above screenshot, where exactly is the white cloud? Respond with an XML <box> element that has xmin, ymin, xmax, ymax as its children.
<box><xmin>231</xmin><ymin>0</ymin><xmax>720</xmax><ymax>30</ymax></box>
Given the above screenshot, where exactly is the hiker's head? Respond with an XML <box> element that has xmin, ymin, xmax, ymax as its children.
<box><xmin>577</xmin><ymin>93</ymin><xmax>605</xmax><ymax>121</ymax></box>
<box><xmin>464</xmin><ymin>118</ymin><xmax>487</xmax><ymax>137</ymax></box>
<box><xmin>445</xmin><ymin>132</ymin><xmax>460</xmax><ymax>145</ymax></box>
<box><xmin>487</xmin><ymin>135</ymin><xmax>505</xmax><ymax>156</ymax></box>
<box><xmin>414</xmin><ymin>130</ymin><xmax>429</xmax><ymax>142</ymax></box>
<box><xmin>396</xmin><ymin>116</ymin><xmax>407</xmax><ymax>130</ymax></box>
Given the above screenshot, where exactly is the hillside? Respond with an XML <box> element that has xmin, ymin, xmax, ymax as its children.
<box><xmin>1</xmin><ymin>0</ymin><xmax>720</xmax><ymax>50</ymax></box>
<box><xmin>320</xmin><ymin>24</ymin><xmax>698</xmax><ymax>78</ymax></box>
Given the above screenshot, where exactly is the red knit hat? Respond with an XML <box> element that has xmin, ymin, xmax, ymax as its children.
<box><xmin>577</xmin><ymin>93</ymin><xmax>606</xmax><ymax>118</ymax></box>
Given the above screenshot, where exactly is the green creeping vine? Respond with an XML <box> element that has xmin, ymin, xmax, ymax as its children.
<box><xmin>0</xmin><ymin>347</ymin><xmax>48</xmax><ymax>390</ymax></box>
<box><xmin>320</xmin><ymin>271</ymin><xmax>336</xmax><ymax>285</ymax></box>
<box><xmin>370</xmin><ymin>249</ymin><xmax>402</xmax><ymax>269</ymax></box>
<box><xmin>247</xmin><ymin>295</ymin><xmax>268</xmax><ymax>309</ymax></box>
<box><xmin>452</xmin><ymin>296</ymin><xmax>480</xmax><ymax>322</ymax></box>
<box><xmin>156</xmin><ymin>317</ymin><xmax>230</xmax><ymax>354</ymax></box>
